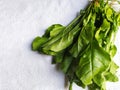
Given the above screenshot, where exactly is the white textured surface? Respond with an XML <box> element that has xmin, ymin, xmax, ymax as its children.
<box><xmin>0</xmin><ymin>0</ymin><xmax>120</xmax><ymax>90</ymax></box>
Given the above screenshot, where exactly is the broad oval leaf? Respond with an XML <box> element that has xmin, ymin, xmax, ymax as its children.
<box><xmin>76</xmin><ymin>41</ymin><xmax>111</xmax><ymax>85</ymax></box>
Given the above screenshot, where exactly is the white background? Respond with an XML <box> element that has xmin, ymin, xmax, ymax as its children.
<box><xmin>0</xmin><ymin>0</ymin><xmax>120</xmax><ymax>90</ymax></box>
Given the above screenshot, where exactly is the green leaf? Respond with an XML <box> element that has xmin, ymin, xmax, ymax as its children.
<box><xmin>52</xmin><ymin>52</ymin><xmax>64</xmax><ymax>64</ymax></box>
<box><xmin>117</xmin><ymin>14</ymin><xmax>120</xmax><ymax>26</ymax></box>
<box><xmin>110</xmin><ymin>61</ymin><xmax>119</xmax><ymax>74</ymax></box>
<box><xmin>69</xmin><ymin>11</ymin><xmax>94</xmax><ymax>58</ymax></box>
<box><xmin>32</xmin><ymin>36</ymin><xmax>48</xmax><ymax>51</ymax></box>
<box><xmin>42</xmin><ymin>23</ymin><xmax>81</xmax><ymax>52</ymax></box>
<box><xmin>95</xmin><ymin>19</ymin><xmax>110</xmax><ymax>48</ymax></box>
<box><xmin>88</xmin><ymin>82</ymin><xmax>101</xmax><ymax>90</ymax></box>
<box><xmin>109</xmin><ymin>45</ymin><xmax>117</xmax><ymax>57</ymax></box>
<box><xmin>50</xmin><ymin>24</ymin><xmax>65</xmax><ymax>37</ymax></box>
<box><xmin>105</xmin><ymin>6</ymin><xmax>113</xmax><ymax>22</ymax></box>
<box><xmin>60</xmin><ymin>53</ymin><xmax>73</xmax><ymax>73</ymax></box>
<box><xmin>43</xmin><ymin>24</ymin><xmax>64</xmax><ymax>38</ymax></box>
<box><xmin>76</xmin><ymin>41</ymin><xmax>111</xmax><ymax>85</ymax></box>
<box><xmin>69</xmin><ymin>26</ymin><xmax>90</xmax><ymax>58</ymax></box>
<box><xmin>104</xmin><ymin>72</ymin><xmax>118</xmax><ymax>82</ymax></box>
<box><xmin>65</xmin><ymin>58</ymin><xmax>86</xmax><ymax>88</ymax></box>
<box><xmin>40</xmin><ymin>8</ymin><xmax>90</xmax><ymax>53</ymax></box>
<box><xmin>93</xmin><ymin>72</ymin><xmax>106</xmax><ymax>90</ymax></box>
<box><xmin>93</xmin><ymin>62</ymin><xmax>119</xmax><ymax>90</ymax></box>
<box><xmin>32</xmin><ymin>24</ymin><xmax>64</xmax><ymax>51</ymax></box>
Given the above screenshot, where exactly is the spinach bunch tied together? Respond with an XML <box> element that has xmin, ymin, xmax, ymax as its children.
<box><xmin>32</xmin><ymin>0</ymin><xmax>120</xmax><ymax>90</ymax></box>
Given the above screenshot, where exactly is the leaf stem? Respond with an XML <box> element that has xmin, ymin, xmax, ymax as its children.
<box><xmin>69</xmin><ymin>82</ymin><xmax>73</xmax><ymax>90</ymax></box>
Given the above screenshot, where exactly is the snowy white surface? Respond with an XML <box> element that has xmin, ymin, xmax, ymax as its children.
<box><xmin>0</xmin><ymin>0</ymin><xmax>120</xmax><ymax>90</ymax></box>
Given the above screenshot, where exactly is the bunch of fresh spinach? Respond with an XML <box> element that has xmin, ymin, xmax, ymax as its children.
<box><xmin>32</xmin><ymin>0</ymin><xmax>120</xmax><ymax>90</ymax></box>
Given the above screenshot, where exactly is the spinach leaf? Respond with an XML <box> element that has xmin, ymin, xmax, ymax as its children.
<box><xmin>31</xmin><ymin>0</ymin><xmax>120</xmax><ymax>90</ymax></box>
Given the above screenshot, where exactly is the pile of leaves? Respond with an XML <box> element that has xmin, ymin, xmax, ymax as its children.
<box><xmin>32</xmin><ymin>0</ymin><xmax>120</xmax><ymax>90</ymax></box>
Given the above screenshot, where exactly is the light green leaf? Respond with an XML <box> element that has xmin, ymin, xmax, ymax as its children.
<box><xmin>42</xmin><ymin>23</ymin><xmax>81</xmax><ymax>52</ymax></box>
<box><xmin>110</xmin><ymin>61</ymin><xmax>119</xmax><ymax>74</ymax></box>
<box><xmin>117</xmin><ymin>14</ymin><xmax>120</xmax><ymax>26</ymax></box>
<box><xmin>49</xmin><ymin>24</ymin><xmax>65</xmax><ymax>37</ymax></box>
<box><xmin>109</xmin><ymin>45</ymin><xmax>117</xmax><ymax>57</ymax></box>
<box><xmin>104</xmin><ymin>72</ymin><xmax>118</xmax><ymax>82</ymax></box>
<box><xmin>95</xmin><ymin>19</ymin><xmax>110</xmax><ymax>47</ymax></box>
<box><xmin>32</xmin><ymin>36</ymin><xmax>48</xmax><ymax>51</ymax></box>
<box><xmin>70</xmin><ymin>12</ymin><xmax>95</xmax><ymax>58</ymax></box>
<box><xmin>93</xmin><ymin>72</ymin><xmax>106</xmax><ymax>90</ymax></box>
<box><xmin>106</xmin><ymin>8</ymin><xmax>113</xmax><ymax>22</ymax></box>
<box><xmin>76</xmin><ymin>41</ymin><xmax>111</xmax><ymax>85</ymax></box>
<box><xmin>43</xmin><ymin>24</ymin><xmax>64</xmax><ymax>38</ymax></box>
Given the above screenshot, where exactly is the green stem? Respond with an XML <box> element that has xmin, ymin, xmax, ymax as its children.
<box><xmin>69</xmin><ymin>82</ymin><xmax>73</xmax><ymax>90</ymax></box>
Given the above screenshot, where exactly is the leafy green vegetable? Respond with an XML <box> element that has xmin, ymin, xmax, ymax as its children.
<box><xmin>76</xmin><ymin>40</ymin><xmax>111</xmax><ymax>85</ymax></box>
<box><xmin>31</xmin><ymin>0</ymin><xmax>120</xmax><ymax>90</ymax></box>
